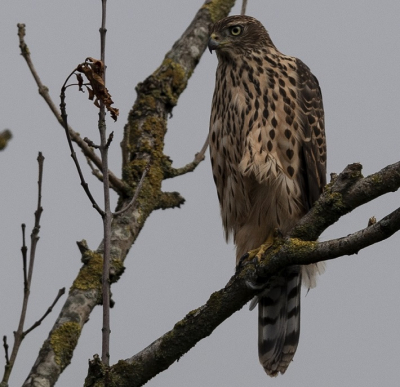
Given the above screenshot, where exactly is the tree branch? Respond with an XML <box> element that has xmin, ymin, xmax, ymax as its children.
<box><xmin>1</xmin><ymin>153</ymin><xmax>46</xmax><ymax>386</ymax></box>
<box><xmin>59</xmin><ymin>79</ymin><xmax>105</xmax><ymax>217</ymax></box>
<box><xmin>241</xmin><ymin>0</ymin><xmax>248</xmax><ymax>15</ymax></box>
<box><xmin>17</xmin><ymin>23</ymin><xmax>126</xmax><ymax>196</ymax></box>
<box><xmin>155</xmin><ymin>192</ymin><xmax>186</xmax><ymax>210</ymax></box>
<box><xmin>23</xmin><ymin>288</ymin><xmax>66</xmax><ymax>337</ymax></box>
<box><xmin>84</xmin><ymin>161</ymin><xmax>400</xmax><ymax>386</ymax></box>
<box><xmin>289</xmin><ymin>161</ymin><xmax>400</xmax><ymax>241</ymax></box>
<box><xmin>162</xmin><ymin>136</ymin><xmax>208</xmax><ymax>179</ymax></box>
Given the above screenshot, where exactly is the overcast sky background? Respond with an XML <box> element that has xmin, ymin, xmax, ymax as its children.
<box><xmin>1</xmin><ymin>1</ymin><xmax>400</xmax><ymax>386</ymax></box>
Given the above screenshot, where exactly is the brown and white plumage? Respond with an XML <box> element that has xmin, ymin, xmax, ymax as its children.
<box><xmin>208</xmin><ymin>15</ymin><xmax>326</xmax><ymax>376</ymax></box>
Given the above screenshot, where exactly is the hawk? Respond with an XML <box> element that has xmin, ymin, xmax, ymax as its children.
<box><xmin>208</xmin><ymin>15</ymin><xmax>326</xmax><ymax>376</ymax></box>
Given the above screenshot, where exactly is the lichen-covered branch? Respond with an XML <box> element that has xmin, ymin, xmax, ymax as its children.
<box><xmin>289</xmin><ymin>161</ymin><xmax>400</xmax><ymax>241</ymax></box>
<box><xmin>155</xmin><ymin>191</ymin><xmax>186</xmax><ymax>210</ymax></box>
<box><xmin>22</xmin><ymin>1</ymin><xmax>236</xmax><ymax>386</ymax></box>
<box><xmin>84</xmin><ymin>161</ymin><xmax>400</xmax><ymax>386</ymax></box>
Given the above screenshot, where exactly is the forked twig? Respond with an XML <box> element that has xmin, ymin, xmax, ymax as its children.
<box><xmin>1</xmin><ymin>153</ymin><xmax>64</xmax><ymax>385</ymax></box>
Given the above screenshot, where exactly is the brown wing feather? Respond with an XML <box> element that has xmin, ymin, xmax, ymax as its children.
<box><xmin>295</xmin><ymin>59</ymin><xmax>327</xmax><ymax>210</ymax></box>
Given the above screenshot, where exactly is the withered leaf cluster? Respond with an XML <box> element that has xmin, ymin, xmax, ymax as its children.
<box><xmin>76</xmin><ymin>57</ymin><xmax>119</xmax><ymax>121</ymax></box>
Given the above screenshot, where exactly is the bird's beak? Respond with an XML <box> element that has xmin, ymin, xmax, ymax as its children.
<box><xmin>208</xmin><ymin>33</ymin><xmax>220</xmax><ymax>53</ymax></box>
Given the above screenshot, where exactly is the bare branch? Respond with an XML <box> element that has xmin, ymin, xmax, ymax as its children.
<box><xmin>1</xmin><ymin>153</ymin><xmax>45</xmax><ymax>385</ymax></box>
<box><xmin>59</xmin><ymin>82</ymin><xmax>105</xmax><ymax>217</ymax></box>
<box><xmin>163</xmin><ymin>137</ymin><xmax>208</xmax><ymax>179</ymax></box>
<box><xmin>241</xmin><ymin>0</ymin><xmax>248</xmax><ymax>15</ymax></box>
<box><xmin>2</xmin><ymin>337</ymin><xmax>9</xmax><ymax>366</ymax></box>
<box><xmin>106</xmin><ymin>131</ymin><xmax>114</xmax><ymax>148</ymax></box>
<box><xmin>98</xmin><ymin>0</ymin><xmax>112</xmax><ymax>367</ymax></box>
<box><xmin>21</xmin><ymin>224</ymin><xmax>28</xmax><ymax>291</ymax></box>
<box><xmin>23</xmin><ymin>288</ymin><xmax>66</xmax><ymax>337</ymax></box>
<box><xmin>17</xmin><ymin>23</ymin><xmax>126</xmax><ymax>195</ymax></box>
<box><xmin>86</xmin><ymin>155</ymin><xmax>105</xmax><ymax>182</ymax></box>
<box><xmin>84</xmin><ymin>137</ymin><xmax>100</xmax><ymax>149</ymax></box>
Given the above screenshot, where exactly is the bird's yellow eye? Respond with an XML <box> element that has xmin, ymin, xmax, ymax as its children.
<box><xmin>230</xmin><ymin>26</ymin><xmax>242</xmax><ymax>36</ymax></box>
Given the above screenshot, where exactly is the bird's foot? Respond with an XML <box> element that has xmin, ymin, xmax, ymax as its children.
<box><xmin>237</xmin><ymin>235</ymin><xmax>274</xmax><ymax>269</ymax></box>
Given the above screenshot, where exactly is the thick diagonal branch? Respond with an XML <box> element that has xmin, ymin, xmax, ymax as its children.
<box><xmin>86</xmin><ymin>161</ymin><xmax>400</xmax><ymax>386</ymax></box>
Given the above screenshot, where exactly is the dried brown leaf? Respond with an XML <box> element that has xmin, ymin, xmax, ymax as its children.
<box><xmin>76</xmin><ymin>73</ymin><xmax>84</xmax><ymax>92</ymax></box>
<box><xmin>76</xmin><ymin>57</ymin><xmax>119</xmax><ymax>121</ymax></box>
<box><xmin>86</xmin><ymin>86</ymin><xmax>95</xmax><ymax>101</ymax></box>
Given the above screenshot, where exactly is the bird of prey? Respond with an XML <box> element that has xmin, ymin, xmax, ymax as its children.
<box><xmin>208</xmin><ymin>15</ymin><xmax>326</xmax><ymax>376</ymax></box>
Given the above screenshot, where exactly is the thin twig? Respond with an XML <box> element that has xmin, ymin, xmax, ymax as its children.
<box><xmin>86</xmin><ymin>155</ymin><xmax>105</xmax><ymax>182</ymax></box>
<box><xmin>99</xmin><ymin>0</ymin><xmax>112</xmax><ymax>369</ymax></box>
<box><xmin>1</xmin><ymin>153</ymin><xmax>45</xmax><ymax>385</ymax></box>
<box><xmin>21</xmin><ymin>224</ymin><xmax>28</xmax><ymax>292</ymax></box>
<box><xmin>23</xmin><ymin>288</ymin><xmax>66</xmax><ymax>336</ymax></box>
<box><xmin>60</xmin><ymin>79</ymin><xmax>105</xmax><ymax>217</ymax></box>
<box><xmin>241</xmin><ymin>0</ymin><xmax>248</xmax><ymax>15</ymax></box>
<box><xmin>2</xmin><ymin>337</ymin><xmax>9</xmax><ymax>366</ymax></box>
<box><xmin>114</xmin><ymin>162</ymin><xmax>151</xmax><ymax>217</ymax></box>
<box><xmin>196</xmin><ymin>136</ymin><xmax>209</xmax><ymax>163</ymax></box>
<box><xmin>106</xmin><ymin>131</ymin><xmax>114</xmax><ymax>148</ymax></box>
<box><xmin>163</xmin><ymin>137</ymin><xmax>208</xmax><ymax>179</ymax></box>
<box><xmin>16</xmin><ymin>23</ymin><xmax>126</xmax><ymax>195</ymax></box>
<box><xmin>84</xmin><ymin>137</ymin><xmax>100</xmax><ymax>149</ymax></box>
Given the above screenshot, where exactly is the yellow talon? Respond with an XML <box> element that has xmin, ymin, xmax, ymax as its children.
<box><xmin>238</xmin><ymin>234</ymin><xmax>274</xmax><ymax>268</ymax></box>
<box><xmin>247</xmin><ymin>240</ymin><xmax>273</xmax><ymax>261</ymax></box>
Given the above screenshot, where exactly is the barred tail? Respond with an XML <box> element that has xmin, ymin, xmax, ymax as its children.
<box><xmin>257</xmin><ymin>266</ymin><xmax>302</xmax><ymax>377</ymax></box>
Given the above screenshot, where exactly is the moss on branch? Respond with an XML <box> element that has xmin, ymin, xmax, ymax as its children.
<box><xmin>202</xmin><ymin>0</ymin><xmax>237</xmax><ymax>23</ymax></box>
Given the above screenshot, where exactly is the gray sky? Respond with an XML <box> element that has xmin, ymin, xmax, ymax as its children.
<box><xmin>1</xmin><ymin>1</ymin><xmax>400</xmax><ymax>386</ymax></box>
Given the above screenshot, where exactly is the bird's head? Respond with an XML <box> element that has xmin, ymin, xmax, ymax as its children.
<box><xmin>208</xmin><ymin>15</ymin><xmax>275</xmax><ymax>58</ymax></box>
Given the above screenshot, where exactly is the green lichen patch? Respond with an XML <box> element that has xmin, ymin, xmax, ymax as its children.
<box><xmin>50</xmin><ymin>322</ymin><xmax>81</xmax><ymax>370</ymax></box>
<box><xmin>202</xmin><ymin>0</ymin><xmax>236</xmax><ymax>23</ymax></box>
<box><xmin>153</xmin><ymin>58</ymin><xmax>187</xmax><ymax>107</ymax></box>
<box><xmin>287</xmin><ymin>238</ymin><xmax>317</xmax><ymax>252</ymax></box>
<box><xmin>72</xmin><ymin>251</ymin><xmax>103</xmax><ymax>292</ymax></box>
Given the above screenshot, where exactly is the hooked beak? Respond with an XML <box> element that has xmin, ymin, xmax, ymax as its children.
<box><xmin>208</xmin><ymin>33</ymin><xmax>220</xmax><ymax>53</ymax></box>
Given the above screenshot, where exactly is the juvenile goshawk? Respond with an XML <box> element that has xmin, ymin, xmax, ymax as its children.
<box><xmin>208</xmin><ymin>15</ymin><xmax>326</xmax><ymax>376</ymax></box>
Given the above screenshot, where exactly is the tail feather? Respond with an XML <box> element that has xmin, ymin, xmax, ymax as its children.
<box><xmin>258</xmin><ymin>266</ymin><xmax>302</xmax><ymax>377</ymax></box>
